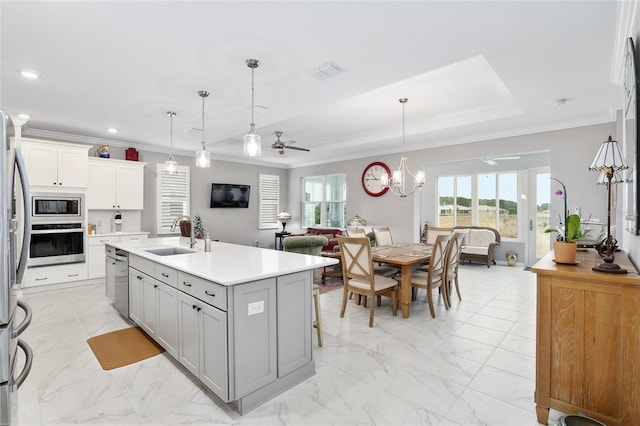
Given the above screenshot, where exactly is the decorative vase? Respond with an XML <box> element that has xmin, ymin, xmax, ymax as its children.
<box><xmin>553</xmin><ymin>241</ymin><xmax>578</xmax><ymax>264</ymax></box>
<box><xmin>506</xmin><ymin>252</ymin><xmax>517</xmax><ymax>266</ymax></box>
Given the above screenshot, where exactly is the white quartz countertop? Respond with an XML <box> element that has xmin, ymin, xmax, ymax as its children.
<box><xmin>107</xmin><ymin>237</ymin><xmax>339</xmax><ymax>286</ymax></box>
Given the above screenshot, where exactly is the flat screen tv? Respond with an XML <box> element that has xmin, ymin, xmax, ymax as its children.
<box><xmin>210</xmin><ymin>183</ymin><xmax>250</xmax><ymax>208</ymax></box>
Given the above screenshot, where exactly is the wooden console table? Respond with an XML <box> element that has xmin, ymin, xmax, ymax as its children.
<box><xmin>531</xmin><ymin>249</ymin><xmax>640</xmax><ymax>426</ymax></box>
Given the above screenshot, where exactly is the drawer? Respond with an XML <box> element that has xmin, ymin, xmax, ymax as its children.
<box><xmin>129</xmin><ymin>254</ymin><xmax>155</xmax><ymax>276</ymax></box>
<box><xmin>177</xmin><ymin>271</ymin><xmax>227</xmax><ymax>311</ymax></box>
<box><xmin>121</xmin><ymin>234</ymin><xmax>147</xmax><ymax>242</ymax></box>
<box><xmin>25</xmin><ymin>263</ymin><xmax>88</xmax><ymax>287</ymax></box>
<box><xmin>89</xmin><ymin>236</ymin><xmax>119</xmax><ymax>247</ymax></box>
<box><xmin>155</xmin><ymin>264</ymin><xmax>178</xmax><ymax>288</ymax></box>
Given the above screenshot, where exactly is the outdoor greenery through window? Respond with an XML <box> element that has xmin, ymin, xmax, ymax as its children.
<box><xmin>437</xmin><ymin>172</ymin><xmax>518</xmax><ymax>238</ymax></box>
<box><xmin>302</xmin><ymin>174</ymin><xmax>347</xmax><ymax>228</ymax></box>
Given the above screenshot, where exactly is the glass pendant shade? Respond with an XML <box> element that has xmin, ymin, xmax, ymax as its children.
<box><xmin>244</xmin><ymin>59</ymin><xmax>261</xmax><ymax>157</ymax></box>
<box><xmin>589</xmin><ymin>135</ymin><xmax>628</xmax><ymax>172</ymax></box>
<box><xmin>196</xmin><ymin>146</ymin><xmax>210</xmax><ymax>168</ymax></box>
<box><xmin>196</xmin><ymin>90</ymin><xmax>211</xmax><ymax>168</ymax></box>
<box><xmin>382</xmin><ymin>98</ymin><xmax>425</xmax><ymax>197</ymax></box>
<box><xmin>164</xmin><ymin>111</ymin><xmax>178</xmax><ymax>175</ymax></box>
<box><xmin>244</xmin><ymin>124</ymin><xmax>261</xmax><ymax>157</ymax></box>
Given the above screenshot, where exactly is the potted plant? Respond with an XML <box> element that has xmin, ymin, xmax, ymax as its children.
<box><xmin>545</xmin><ymin>178</ymin><xmax>582</xmax><ymax>263</ymax></box>
<box><xmin>193</xmin><ymin>214</ymin><xmax>206</xmax><ymax>239</ymax></box>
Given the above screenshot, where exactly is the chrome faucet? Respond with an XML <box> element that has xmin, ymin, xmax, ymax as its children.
<box><xmin>170</xmin><ymin>215</ymin><xmax>196</xmax><ymax>248</ymax></box>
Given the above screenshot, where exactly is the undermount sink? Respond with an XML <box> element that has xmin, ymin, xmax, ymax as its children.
<box><xmin>144</xmin><ymin>247</ymin><xmax>199</xmax><ymax>256</ymax></box>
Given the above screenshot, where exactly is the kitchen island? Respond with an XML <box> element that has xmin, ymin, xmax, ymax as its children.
<box><xmin>106</xmin><ymin>237</ymin><xmax>338</xmax><ymax>415</ymax></box>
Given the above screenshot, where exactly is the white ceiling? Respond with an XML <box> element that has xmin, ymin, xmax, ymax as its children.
<box><xmin>0</xmin><ymin>1</ymin><xmax>625</xmax><ymax>168</ymax></box>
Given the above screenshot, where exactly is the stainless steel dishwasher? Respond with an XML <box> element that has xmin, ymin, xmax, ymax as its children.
<box><xmin>106</xmin><ymin>247</ymin><xmax>129</xmax><ymax>317</ymax></box>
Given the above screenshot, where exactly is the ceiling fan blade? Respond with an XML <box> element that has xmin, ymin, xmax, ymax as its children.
<box><xmin>284</xmin><ymin>145</ymin><xmax>310</xmax><ymax>152</ymax></box>
<box><xmin>483</xmin><ymin>159</ymin><xmax>497</xmax><ymax>166</ymax></box>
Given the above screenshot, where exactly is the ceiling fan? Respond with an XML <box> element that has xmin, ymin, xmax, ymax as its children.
<box><xmin>482</xmin><ymin>156</ymin><xmax>520</xmax><ymax>166</ymax></box>
<box><xmin>271</xmin><ymin>131</ymin><xmax>310</xmax><ymax>155</ymax></box>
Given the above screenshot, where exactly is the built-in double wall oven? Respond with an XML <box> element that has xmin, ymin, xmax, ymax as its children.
<box><xmin>28</xmin><ymin>193</ymin><xmax>85</xmax><ymax>267</ymax></box>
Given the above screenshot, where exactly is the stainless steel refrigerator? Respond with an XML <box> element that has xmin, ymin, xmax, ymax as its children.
<box><xmin>0</xmin><ymin>110</ymin><xmax>33</xmax><ymax>426</ymax></box>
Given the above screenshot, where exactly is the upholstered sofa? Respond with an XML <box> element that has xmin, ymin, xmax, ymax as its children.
<box><xmin>426</xmin><ymin>226</ymin><xmax>500</xmax><ymax>268</ymax></box>
<box><xmin>302</xmin><ymin>227</ymin><xmax>343</xmax><ymax>251</ymax></box>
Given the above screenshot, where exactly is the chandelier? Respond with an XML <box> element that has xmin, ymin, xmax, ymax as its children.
<box><xmin>164</xmin><ymin>111</ymin><xmax>177</xmax><ymax>175</ymax></box>
<box><xmin>195</xmin><ymin>90</ymin><xmax>211</xmax><ymax>168</ymax></box>
<box><xmin>381</xmin><ymin>98</ymin><xmax>425</xmax><ymax>197</ymax></box>
<box><xmin>244</xmin><ymin>58</ymin><xmax>261</xmax><ymax>157</ymax></box>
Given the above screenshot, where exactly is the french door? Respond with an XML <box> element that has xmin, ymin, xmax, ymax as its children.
<box><xmin>527</xmin><ymin>167</ymin><xmax>550</xmax><ymax>266</ymax></box>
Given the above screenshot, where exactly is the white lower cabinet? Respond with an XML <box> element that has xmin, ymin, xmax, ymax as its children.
<box><xmin>141</xmin><ymin>273</ymin><xmax>158</xmax><ymax>338</ymax></box>
<box><xmin>177</xmin><ymin>291</ymin><xmax>228</xmax><ymax>401</ymax></box>
<box><xmin>126</xmin><ymin>253</ymin><xmax>312</xmax><ymax>414</ymax></box>
<box><xmin>89</xmin><ymin>234</ymin><xmax>147</xmax><ymax>279</ymax></box>
<box><xmin>156</xmin><ymin>280</ymin><xmax>178</xmax><ymax>357</ymax></box>
<box><xmin>129</xmin><ymin>254</ymin><xmax>178</xmax><ymax>357</ymax></box>
<box><xmin>23</xmin><ymin>262</ymin><xmax>88</xmax><ymax>288</ymax></box>
<box><xmin>128</xmin><ymin>269</ymin><xmax>143</xmax><ymax>325</ymax></box>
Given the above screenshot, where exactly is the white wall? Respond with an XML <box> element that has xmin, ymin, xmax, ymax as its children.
<box><xmin>89</xmin><ymin>144</ymin><xmax>289</xmax><ymax>248</ymax></box>
<box><xmin>287</xmin><ymin>122</ymin><xmax>616</xmax><ymax>256</ymax></box>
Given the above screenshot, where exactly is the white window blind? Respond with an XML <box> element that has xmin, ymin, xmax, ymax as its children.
<box><xmin>157</xmin><ymin>164</ymin><xmax>190</xmax><ymax>234</ymax></box>
<box><xmin>259</xmin><ymin>174</ymin><xmax>279</xmax><ymax>229</ymax></box>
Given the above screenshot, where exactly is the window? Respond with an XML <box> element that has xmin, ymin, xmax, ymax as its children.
<box><xmin>437</xmin><ymin>172</ymin><xmax>518</xmax><ymax>238</ymax></box>
<box><xmin>437</xmin><ymin>176</ymin><xmax>471</xmax><ymax>227</ymax></box>
<box><xmin>259</xmin><ymin>174</ymin><xmax>280</xmax><ymax>229</ymax></box>
<box><xmin>302</xmin><ymin>174</ymin><xmax>347</xmax><ymax>228</ymax></box>
<box><xmin>157</xmin><ymin>164</ymin><xmax>190</xmax><ymax>234</ymax></box>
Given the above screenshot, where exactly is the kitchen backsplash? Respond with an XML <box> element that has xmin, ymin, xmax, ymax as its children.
<box><xmin>87</xmin><ymin>210</ymin><xmax>142</xmax><ymax>234</ymax></box>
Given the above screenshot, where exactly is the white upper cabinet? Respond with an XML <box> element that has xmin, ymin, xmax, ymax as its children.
<box><xmin>87</xmin><ymin>158</ymin><xmax>146</xmax><ymax>210</ymax></box>
<box><xmin>21</xmin><ymin>139</ymin><xmax>89</xmax><ymax>188</ymax></box>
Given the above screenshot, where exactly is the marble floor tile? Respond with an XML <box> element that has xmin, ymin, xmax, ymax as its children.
<box><xmin>16</xmin><ymin>264</ymin><xmax>555</xmax><ymax>425</ymax></box>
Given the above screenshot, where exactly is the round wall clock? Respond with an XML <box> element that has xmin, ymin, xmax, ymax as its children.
<box><xmin>362</xmin><ymin>161</ymin><xmax>391</xmax><ymax>197</ymax></box>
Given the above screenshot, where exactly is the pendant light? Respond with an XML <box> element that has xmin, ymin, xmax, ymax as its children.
<box><xmin>164</xmin><ymin>111</ymin><xmax>177</xmax><ymax>175</ymax></box>
<box><xmin>195</xmin><ymin>90</ymin><xmax>211</xmax><ymax>168</ymax></box>
<box><xmin>244</xmin><ymin>58</ymin><xmax>261</xmax><ymax>157</ymax></box>
<box><xmin>380</xmin><ymin>98</ymin><xmax>425</xmax><ymax>197</ymax></box>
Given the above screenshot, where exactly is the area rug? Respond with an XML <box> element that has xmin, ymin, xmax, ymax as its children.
<box><xmin>319</xmin><ymin>276</ymin><xmax>343</xmax><ymax>294</ymax></box>
<box><xmin>87</xmin><ymin>326</ymin><xmax>165</xmax><ymax>370</ymax></box>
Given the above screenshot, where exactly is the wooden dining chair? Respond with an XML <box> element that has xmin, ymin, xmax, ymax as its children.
<box><xmin>373</xmin><ymin>227</ymin><xmax>393</xmax><ymax>246</ymax></box>
<box><xmin>445</xmin><ymin>230</ymin><xmax>468</xmax><ymax>304</ymax></box>
<box><xmin>410</xmin><ymin>233</ymin><xmax>452</xmax><ymax>318</ymax></box>
<box><xmin>337</xmin><ymin>235</ymin><xmax>399</xmax><ymax>327</ymax></box>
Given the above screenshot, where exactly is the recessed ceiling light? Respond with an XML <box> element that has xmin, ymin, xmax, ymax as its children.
<box><xmin>107</xmin><ymin>127</ymin><xmax>118</xmax><ymax>133</ymax></box>
<box><xmin>19</xmin><ymin>69</ymin><xmax>39</xmax><ymax>79</ymax></box>
<box><xmin>16</xmin><ymin>113</ymin><xmax>30</xmax><ymax>119</ymax></box>
<box><xmin>553</xmin><ymin>98</ymin><xmax>570</xmax><ymax>107</ymax></box>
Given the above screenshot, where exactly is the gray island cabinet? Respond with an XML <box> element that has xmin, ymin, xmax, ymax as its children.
<box><xmin>108</xmin><ymin>237</ymin><xmax>336</xmax><ymax>415</ymax></box>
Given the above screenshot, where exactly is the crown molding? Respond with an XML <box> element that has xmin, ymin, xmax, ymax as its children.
<box><xmin>611</xmin><ymin>0</ymin><xmax>640</xmax><ymax>85</ymax></box>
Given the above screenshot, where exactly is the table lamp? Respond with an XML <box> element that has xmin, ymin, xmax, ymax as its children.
<box><xmin>277</xmin><ymin>210</ymin><xmax>291</xmax><ymax>233</ymax></box>
<box><xmin>589</xmin><ymin>135</ymin><xmax>628</xmax><ymax>274</ymax></box>
<box><xmin>347</xmin><ymin>214</ymin><xmax>367</xmax><ymax>228</ymax></box>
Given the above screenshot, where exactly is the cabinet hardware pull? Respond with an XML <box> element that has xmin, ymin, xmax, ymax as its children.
<box><xmin>182</xmin><ymin>281</ymin><xmax>192</xmax><ymax>286</ymax></box>
<box><xmin>137</xmin><ymin>275</ymin><xmax>142</xmax><ymax>280</ymax></box>
<box><xmin>154</xmin><ymin>284</ymin><xmax>158</xmax><ymax>288</ymax></box>
<box><xmin>192</xmin><ymin>305</ymin><xmax>197</xmax><ymax>310</ymax></box>
<box><xmin>196</xmin><ymin>307</ymin><xmax>201</xmax><ymax>312</ymax></box>
<box><xmin>205</xmin><ymin>291</ymin><xmax>216</xmax><ymax>297</ymax></box>
<box><xmin>162</xmin><ymin>273</ymin><xmax>169</xmax><ymax>277</ymax></box>
<box><xmin>35</xmin><ymin>278</ymin><xmax>47</xmax><ymax>281</ymax></box>
<box><xmin>68</xmin><ymin>274</ymin><xmax>79</xmax><ymax>277</ymax></box>
<box><xmin>53</xmin><ymin>182</ymin><xmax>57</xmax><ymax>185</ymax></box>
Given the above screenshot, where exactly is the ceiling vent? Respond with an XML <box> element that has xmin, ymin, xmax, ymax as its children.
<box><xmin>308</xmin><ymin>61</ymin><xmax>345</xmax><ymax>81</ymax></box>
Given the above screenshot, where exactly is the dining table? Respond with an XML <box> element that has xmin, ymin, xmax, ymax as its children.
<box><xmin>370</xmin><ymin>243</ymin><xmax>432</xmax><ymax>318</ymax></box>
